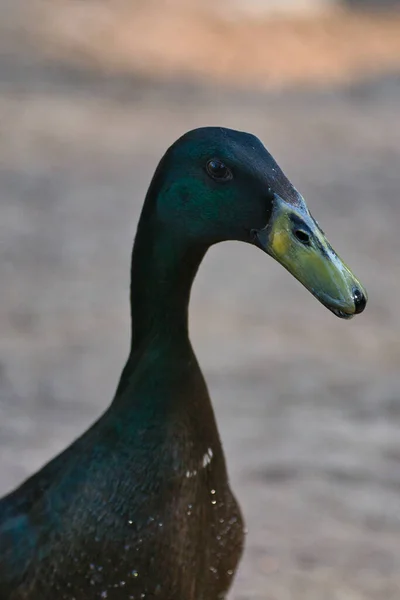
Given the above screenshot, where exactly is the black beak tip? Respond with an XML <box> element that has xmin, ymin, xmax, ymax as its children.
<box><xmin>353</xmin><ymin>287</ymin><xmax>367</xmax><ymax>314</ymax></box>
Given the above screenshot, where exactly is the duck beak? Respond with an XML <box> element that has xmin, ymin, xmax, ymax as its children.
<box><xmin>254</xmin><ymin>193</ymin><xmax>367</xmax><ymax>319</ymax></box>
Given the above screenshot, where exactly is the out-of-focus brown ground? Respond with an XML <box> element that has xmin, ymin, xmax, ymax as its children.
<box><xmin>1</xmin><ymin>3</ymin><xmax>400</xmax><ymax>599</ymax></box>
<box><xmin>14</xmin><ymin>1</ymin><xmax>400</xmax><ymax>88</ymax></box>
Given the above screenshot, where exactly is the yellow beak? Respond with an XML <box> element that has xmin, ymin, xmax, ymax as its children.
<box><xmin>255</xmin><ymin>193</ymin><xmax>367</xmax><ymax>319</ymax></box>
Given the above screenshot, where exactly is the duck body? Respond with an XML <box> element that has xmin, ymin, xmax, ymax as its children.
<box><xmin>0</xmin><ymin>127</ymin><xmax>366</xmax><ymax>599</ymax></box>
<box><xmin>0</xmin><ymin>350</ymin><xmax>243</xmax><ymax>599</ymax></box>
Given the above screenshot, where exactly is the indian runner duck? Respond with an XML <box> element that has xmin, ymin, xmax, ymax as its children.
<box><xmin>0</xmin><ymin>127</ymin><xmax>367</xmax><ymax>600</ymax></box>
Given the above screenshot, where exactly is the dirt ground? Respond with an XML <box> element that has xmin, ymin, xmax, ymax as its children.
<box><xmin>1</xmin><ymin>4</ymin><xmax>400</xmax><ymax>600</ymax></box>
<box><xmin>12</xmin><ymin>1</ymin><xmax>400</xmax><ymax>88</ymax></box>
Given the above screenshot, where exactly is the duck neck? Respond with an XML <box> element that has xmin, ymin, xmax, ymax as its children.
<box><xmin>128</xmin><ymin>216</ymin><xmax>207</xmax><ymax>357</ymax></box>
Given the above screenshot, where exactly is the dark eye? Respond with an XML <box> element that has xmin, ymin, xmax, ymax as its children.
<box><xmin>206</xmin><ymin>159</ymin><xmax>232</xmax><ymax>182</ymax></box>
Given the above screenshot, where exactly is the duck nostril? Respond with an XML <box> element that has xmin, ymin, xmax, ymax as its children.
<box><xmin>353</xmin><ymin>287</ymin><xmax>367</xmax><ymax>314</ymax></box>
<box><xmin>294</xmin><ymin>229</ymin><xmax>310</xmax><ymax>245</ymax></box>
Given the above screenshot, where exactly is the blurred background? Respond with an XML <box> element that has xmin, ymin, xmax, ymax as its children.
<box><xmin>1</xmin><ymin>1</ymin><xmax>400</xmax><ymax>598</ymax></box>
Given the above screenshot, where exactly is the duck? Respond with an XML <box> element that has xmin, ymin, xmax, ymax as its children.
<box><xmin>0</xmin><ymin>127</ymin><xmax>367</xmax><ymax>600</ymax></box>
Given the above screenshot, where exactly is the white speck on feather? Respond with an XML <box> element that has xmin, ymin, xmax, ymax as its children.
<box><xmin>186</xmin><ymin>447</ymin><xmax>213</xmax><ymax>478</ymax></box>
<box><xmin>185</xmin><ymin>469</ymin><xmax>197</xmax><ymax>478</ymax></box>
<box><xmin>202</xmin><ymin>447</ymin><xmax>213</xmax><ymax>467</ymax></box>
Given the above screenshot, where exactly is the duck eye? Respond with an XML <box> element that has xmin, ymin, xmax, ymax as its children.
<box><xmin>206</xmin><ymin>159</ymin><xmax>232</xmax><ymax>182</ymax></box>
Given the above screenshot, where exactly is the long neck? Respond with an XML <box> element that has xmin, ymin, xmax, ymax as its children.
<box><xmin>111</xmin><ymin>213</ymin><xmax>206</xmax><ymax>403</ymax></box>
<box><xmin>113</xmin><ymin>155</ymin><xmax>209</xmax><ymax>405</ymax></box>
<box><xmin>129</xmin><ymin>219</ymin><xmax>206</xmax><ymax>354</ymax></box>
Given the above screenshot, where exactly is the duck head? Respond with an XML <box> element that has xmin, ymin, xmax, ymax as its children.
<box><xmin>152</xmin><ymin>126</ymin><xmax>367</xmax><ymax>319</ymax></box>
